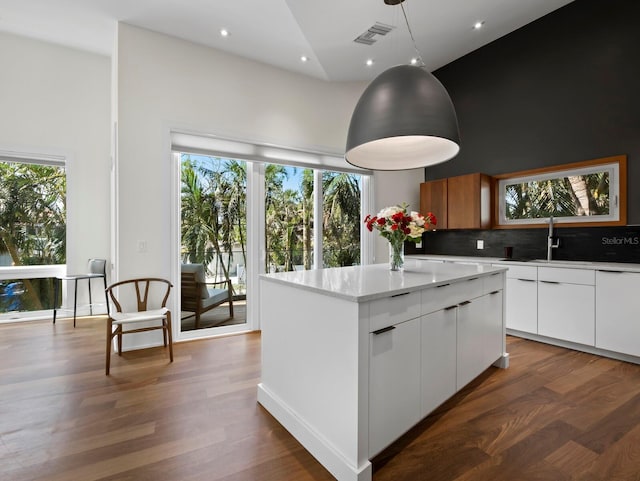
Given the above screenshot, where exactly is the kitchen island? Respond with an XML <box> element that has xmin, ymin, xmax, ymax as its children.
<box><xmin>257</xmin><ymin>260</ymin><xmax>508</xmax><ymax>481</ymax></box>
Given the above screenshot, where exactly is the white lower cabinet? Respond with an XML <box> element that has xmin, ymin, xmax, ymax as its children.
<box><xmin>537</xmin><ymin>267</ymin><xmax>595</xmax><ymax>346</ymax></box>
<box><xmin>596</xmin><ymin>270</ymin><xmax>640</xmax><ymax>357</ymax></box>
<box><xmin>503</xmin><ymin>265</ymin><xmax>538</xmax><ymax>333</ymax></box>
<box><xmin>369</xmin><ymin>317</ymin><xmax>421</xmax><ymax>457</ymax></box>
<box><xmin>421</xmin><ymin>307</ymin><xmax>457</xmax><ymax>417</ymax></box>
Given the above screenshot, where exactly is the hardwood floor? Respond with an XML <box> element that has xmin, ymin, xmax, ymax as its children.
<box><xmin>373</xmin><ymin>336</ymin><xmax>640</xmax><ymax>481</ymax></box>
<box><xmin>1</xmin><ymin>318</ymin><xmax>640</xmax><ymax>480</ymax></box>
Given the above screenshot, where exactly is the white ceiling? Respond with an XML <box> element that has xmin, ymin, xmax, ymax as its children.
<box><xmin>0</xmin><ymin>0</ymin><xmax>574</xmax><ymax>82</ymax></box>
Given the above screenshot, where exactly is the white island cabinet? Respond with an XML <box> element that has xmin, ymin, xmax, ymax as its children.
<box><xmin>258</xmin><ymin>261</ymin><xmax>508</xmax><ymax>481</ymax></box>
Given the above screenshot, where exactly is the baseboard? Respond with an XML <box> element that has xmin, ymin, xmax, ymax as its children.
<box><xmin>257</xmin><ymin>383</ymin><xmax>372</xmax><ymax>481</ymax></box>
<box><xmin>507</xmin><ymin>329</ymin><xmax>640</xmax><ymax>365</ymax></box>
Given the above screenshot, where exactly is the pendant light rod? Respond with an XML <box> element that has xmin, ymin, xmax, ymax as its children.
<box><xmin>399</xmin><ymin>2</ymin><xmax>424</xmax><ymax>67</ymax></box>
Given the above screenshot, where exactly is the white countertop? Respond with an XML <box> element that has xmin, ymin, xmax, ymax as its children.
<box><xmin>260</xmin><ymin>260</ymin><xmax>506</xmax><ymax>302</ymax></box>
<box><xmin>408</xmin><ymin>254</ymin><xmax>640</xmax><ymax>273</ymax></box>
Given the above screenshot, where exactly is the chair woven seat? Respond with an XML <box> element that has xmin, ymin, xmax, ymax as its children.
<box><xmin>110</xmin><ymin>308</ymin><xmax>169</xmax><ymax>324</ymax></box>
<box><xmin>105</xmin><ymin>278</ymin><xmax>173</xmax><ymax>375</ymax></box>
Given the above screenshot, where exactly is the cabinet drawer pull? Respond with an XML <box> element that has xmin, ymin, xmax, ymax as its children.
<box><xmin>467</xmin><ymin>277</ymin><xmax>479</xmax><ymax>282</ymax></box>
<box><xmin>444</xmin><ymin>305</ymin><xmax>457</xmax><ymax>311</ymax></box>
<box><xmin>391</xmin><ymin>292</ymin><xmax>410</xmax><ymax>298</ymax></box>
<box><xmin>436</xmin><ymin>283</ymin><xmax>450</xmax><ymax>288</ymax></box>
<box><xmin>540</xmin><ymin>280</ymin><xmax>560</xmax><ymax>284</ymax></box>
<box><xmin>458</xmin><ymin>300</ymin><xmax>472</xmax><ymax>306</ymax></box>
<box><xmin>517</xmin><ymin>278</ymin><xmax>536</xmax><ymax>282</ymax></box>
<box><xmin>489</xmin><ymin>290</ymin><xmax>500</xmax><ymax>295</ymax></box>
<box><xmin>372</xmin><ymin>325</ymin><xmax>396</xmax><ymax>335</ymax></box>
<box><xmin>598</xmin><ymin>269</ymin><xmax>624</xmax><ymax>274</ymax></box>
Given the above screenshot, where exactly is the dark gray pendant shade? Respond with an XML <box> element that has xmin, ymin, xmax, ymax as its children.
<box><xmin>345</xmin><ymin>64</ymin><xmax>460</xmax><ymax>171</ymax></box>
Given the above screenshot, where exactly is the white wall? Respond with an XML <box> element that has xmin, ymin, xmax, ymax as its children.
<box><xmin>0</xmin><ymin>32</ymin><xmax>111</xmax><ymax>277</ymax></box>
<box><xmin>372</xmin><ymin>169</ymin><xmax>424</xmax><ymax>263</ymax></box>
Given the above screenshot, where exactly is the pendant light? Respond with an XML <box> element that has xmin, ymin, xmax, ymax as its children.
<box><xmin>345</xmin><ymin>0</ymin><xmax>460</xmax><ymax>171</ymax></box>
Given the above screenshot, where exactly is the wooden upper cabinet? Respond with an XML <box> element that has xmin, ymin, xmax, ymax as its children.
<box><xmin>447</xmin><ymin>173</ymin><xmax>491</xmax><ymax>229</ymax></box>
<box><xmin>420</xmin><ymin>179</ymin><xmax>448</xmax><ymax>229</ymax></box>
<box><xmin>421</xmin><ymin>173</ymin><xmax>492</xmax><ymax>230</ymax></box>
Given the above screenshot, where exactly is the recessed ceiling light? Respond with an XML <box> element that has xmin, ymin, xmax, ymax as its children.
<box><xmin>473</xmin><ymin>21</ymin><xmax>485</xmax><ymax>30</ymax></box>
<box><xmin>220</xmin><ymin>28</ymin><xmax>229</xmax><ymax>37</ymax></box>
<box><xmin>366</xmin><ymin>59</ymin><xmax>374</xmax><ymax>67</ymax></box>
<box><xmin>300</xmin><ymin>55</ymin><xmax>308</xmax><ymax>63</ymax></box>
<box><xmin>410</xmin><ymin>58</ymin><xmax>418</xmax><ymax>65</ymax></box>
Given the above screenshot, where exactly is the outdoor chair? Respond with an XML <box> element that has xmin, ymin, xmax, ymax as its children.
<box><xmin>181</xmin><ymin>263</ymin><xmax>233</xmax><ymax>329</ymax></box>
<box><xmin>105</xmin><ymin>277</ymin><xmax>173</xmax><ymax>375</ymax></box>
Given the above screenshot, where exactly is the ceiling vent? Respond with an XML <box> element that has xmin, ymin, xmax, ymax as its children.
<box><xmin>353</xmin><ymin>22</ymin><xmax>395</xmax><ymax>46</ymax></box>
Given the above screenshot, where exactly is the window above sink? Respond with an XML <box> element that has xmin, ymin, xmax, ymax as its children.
<box><xmin>494</xmin><ymin>155</ymin><xmax>627</xmax><ymax>229</ymax></box>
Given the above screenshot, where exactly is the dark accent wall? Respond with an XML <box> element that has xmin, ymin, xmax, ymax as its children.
<box><xmin>426</xmin><ymin>0</ymin><xmax>640</xmax><ymax>224</ymax></box>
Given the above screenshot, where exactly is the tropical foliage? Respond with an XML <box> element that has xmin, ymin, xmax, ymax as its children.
<box><xmin>181</xmin><ymin>156</ymin><xmax>247</xmax><ymax>285</ymax></box>
<box><xmin>0</xmin><ymin>161</ymin><xmax>66</xmax><ymax>312</ymax></box>
<box><xmin>505</xmin><ymin>172</ymin><xmax>610</xmax><ymax>220</ymax></box>
<box><xmin>323</xmin><ymin>171</ymin><xmax>361</xmax><ymax>268</ymax></box>
<box><xmin>180</xmin><ymin>154</ymin><xmax>362</xmax><ymax>291</ymax></box>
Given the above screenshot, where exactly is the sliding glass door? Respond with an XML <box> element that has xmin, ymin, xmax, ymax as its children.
<box><xmin>179</xmin><ymin>153</ymin><xmax>247</xmax><ymax>333</ymax></box>
<box><xmin>175</xmin><ymin>147</ymin><xmax>368</xmax><ymax>339</ymax></box>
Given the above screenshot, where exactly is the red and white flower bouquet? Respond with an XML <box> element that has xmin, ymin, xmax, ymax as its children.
<box><xmin>364</xmin><ymin>203</ymin><xmax>437</xmax><ymax>270</ymax></box>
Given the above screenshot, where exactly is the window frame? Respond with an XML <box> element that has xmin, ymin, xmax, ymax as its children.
<box><xmin>0</xmin><ymin>153</ymin><xmax>67</xmax><ymax>321</ymax></box>
<box><xmin>493</xmin><ymin>155</ymin><xmax>627</xmax><ymax>229</ymax></box>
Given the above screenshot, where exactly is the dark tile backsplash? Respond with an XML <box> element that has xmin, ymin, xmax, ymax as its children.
<box><xmin>419</xmin><ymin>226</ymin><xmax>640</xmax><ymax>263</ymax></box>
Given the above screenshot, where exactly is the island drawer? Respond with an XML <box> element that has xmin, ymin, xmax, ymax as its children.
<box><xmin>369</xmin><ymin>291</ymin><xmax>421</xmax><ymax>332</ymax></box>
<box><xmin>483</xmin><ymin>272</ymin><xmax>504</xmax><ymax>294</ymax></box>
<box><xmin>421</xmin><ymin>277</ymin><xmax>483</xmax><ymax>315</ymax></box>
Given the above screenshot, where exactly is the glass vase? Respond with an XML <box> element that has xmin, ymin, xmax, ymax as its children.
<box><xmin>388</xmin><ymin>240</ymin><xmax>405</xmax><ymax>271</ymax></box>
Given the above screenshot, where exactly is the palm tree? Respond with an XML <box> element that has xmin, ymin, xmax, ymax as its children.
<box><xmin>300</xmin><ymin>169</ymin><xmax>314</xmax><ymax>269</ymax></box>
<box><xmin>181</xmin><ymin>158</ymin><xmax>215</xmax><ymax>266</ymax></box>
<box><xmin>505</xmin><ymin>171</ymin><xmax>610</xmax><ymax>221</ymax></box>
<box><xmin>322</xmin><ymin>172</ymin><xmax>361</xmax><ymax>267</ymax></box>
<box><xmin>224</xmin><ymin>159</ymin><xmax>247</xmax><ymax>270</ymax></box>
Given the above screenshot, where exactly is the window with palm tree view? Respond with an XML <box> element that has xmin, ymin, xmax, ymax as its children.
<box><xmin>498</xmin><ymin>158</ymin><xmax>622</xmax><ymax>225</ymax></box>
<box><xmin>180</xmin><ymin>153</ymin><xmax>362</xmax><ymax>329</ymax></box>
<box><xmin>0</xmin><ymin>159</ymin><xmax>66</xmax><ymax>316</ymax></box>
<box><xmin>265</xmin><ymin>165</ymin><xmax>361</xmax><ymax>272</ymax></box>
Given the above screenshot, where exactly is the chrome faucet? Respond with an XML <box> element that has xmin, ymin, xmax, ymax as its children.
<box><xmin>547</xmin><ymin>216</ymin><xmax>560</xmax><ymax>261</ymax></box>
